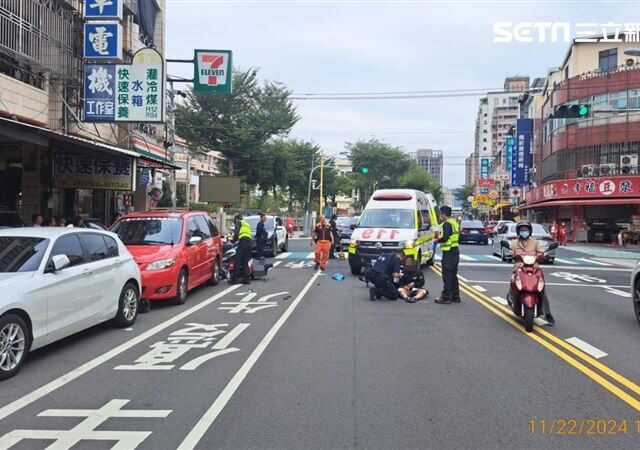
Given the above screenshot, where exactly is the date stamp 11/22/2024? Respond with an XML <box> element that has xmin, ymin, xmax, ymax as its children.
<box><xmin>529</xmin><ymin>418</ymin><xmax>640</xmax><ymax>436</ymax></box>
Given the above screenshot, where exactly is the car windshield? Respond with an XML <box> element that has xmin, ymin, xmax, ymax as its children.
<box><xmin>461</xmin><ymin>221</ymin><xmax>484</xmax><ymax>228</ymax></box>
<box><xmin>0</xmin><ymin>237</ymin><xmax>49</xmax><ymax>272</ymax></box>
<box><xmin>336</xmin><ymin>217</ymin><xmax>351</xmax><ymax>226</ymax></box>
<box><xmin>0</xmin><ymin>213</ymin><xmax>23</xmax><ymax>228</ymax></box>
<box><xmin>112</xmin><ymin>218</ymin><xmax>183</xmax><ymax>245</ymax></box>
<box><xmin>358</xmin><ymin>209</ymin><xmax>415</xmax><ymax>229</ymax></box>
<box><xmin>245</xmin><ymin>217</ymin><xmax>275</xmax><ymax>231</ymax></box>
<box><xmin>508</xmin><ymin>224</ymin><xmax>550</xmax><ymax>236</ymax></box>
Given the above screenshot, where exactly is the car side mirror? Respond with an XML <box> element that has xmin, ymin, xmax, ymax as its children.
<box><xmin>500</xmin><ymin>240</ymin><xmax>511</xmax><ymax>249</ymax></box>
<box><xmin>350</xmin><ymin>224</ymin><xmax>356</xmax><ymax>230</ymax></box>
<box><xmin>51</xmin><ymin>254</ymin><xmax>71</xmax><ymax>272</ymax></box>
<box><xmin>548</xmin><ymin>242</ymin><xmax>559</xmax><ymax>250</ymax></box>
<box><xmin>188</xmin><ymin>236</ymin><xmax>203</xmax><ymax>246</ymax></box>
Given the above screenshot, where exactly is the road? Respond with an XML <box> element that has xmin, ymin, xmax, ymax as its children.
<box><xmin>0</xmin><ymin>239</ymin><xmax>639</xmax><ymax>449</ymax></box>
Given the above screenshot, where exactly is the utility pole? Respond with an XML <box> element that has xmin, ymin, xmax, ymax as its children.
<box><xmin>319</xmin><ymin>153</ymin><xmax>324</xmax><ymax>215</ymax></box>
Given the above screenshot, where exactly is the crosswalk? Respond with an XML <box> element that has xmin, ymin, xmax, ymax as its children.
<box><xmin>273</xmin><ymin>252</ymin><xmax>614</xmax><ymax>267</ymax></box>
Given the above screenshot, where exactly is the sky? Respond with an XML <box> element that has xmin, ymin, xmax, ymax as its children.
<box><xmin>165</xmin><ymin>0</ymin><xmax>638</xmax><ymax>189</ymax></box>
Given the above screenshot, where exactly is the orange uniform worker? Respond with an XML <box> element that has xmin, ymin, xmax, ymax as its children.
<box><xmin>311</xmin><ymin>215</ymin><xmax>334</xmax><ymax>271</ymax></box>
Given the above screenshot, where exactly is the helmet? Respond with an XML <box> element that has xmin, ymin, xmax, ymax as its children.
<box><xmin>233</xmin><ymin>214</ymin><xmax>242</xmax><ymax>221</ymax></box>
<box><xmin>515</xmin><ymin>220</ymin><xmax>532</xmax><ymax>235</ymax></box>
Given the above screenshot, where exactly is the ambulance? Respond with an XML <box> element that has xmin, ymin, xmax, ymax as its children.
<box><xmin>348</xmin><ymin>189</ymin><xmax>440</xmax><ymax>275</ymax></box>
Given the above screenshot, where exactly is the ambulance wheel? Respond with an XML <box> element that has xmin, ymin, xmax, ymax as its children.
<box><xmin>426</xmin><ymin>254</ymin><xmax>435</xmax><ymax>266</ymax></box>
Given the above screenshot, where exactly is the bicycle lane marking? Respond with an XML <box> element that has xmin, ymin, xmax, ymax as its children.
<box><xmin>0</xmin><ymin>284</ymin><xmax>241</xmax><ymax>422</ymax></box>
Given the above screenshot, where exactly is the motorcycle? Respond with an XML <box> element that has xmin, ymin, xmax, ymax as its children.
<box><xmin>500</xmin><ymin>240</ymin><xmax>558</xmax><ymax>332</ymax></box>
<box><xmin>221</xmin><ymin>235</ymin><xmax>272</xmax><ymax>282</ymax></box>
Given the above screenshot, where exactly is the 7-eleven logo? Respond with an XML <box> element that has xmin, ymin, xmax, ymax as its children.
<box><xmin>198</xmin><ymin>53</ymin><xmax>228</xmax><ymax>86</ymax></box>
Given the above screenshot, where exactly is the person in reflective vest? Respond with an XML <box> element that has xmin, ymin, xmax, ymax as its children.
<box><xmin>434</xmin><ymin>206</ymin><xmax>460</xmax><ymax>304</ymax></box>
<box><xmin>232</xmin><ymin>214</ymin><xmax>253</xmax><ymax>285</ymax></box>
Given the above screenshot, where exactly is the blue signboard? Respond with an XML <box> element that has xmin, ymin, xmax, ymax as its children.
<box><xmin>84</xmin><ymin>0</ymin><xmax>123</xmax><ymax>19</ymax></box>
<box><xmin>480</xmin><ymin>157</ymin><xmax>490</xmax><ymax>179</ymax></box>
<box><xmin>505</xmin><ymin>136</ymin><xmax>515</xmax><ymax>172</ymax></box>
<box><xmin>513</xmin><ymin>119</ymin><xmax>533</xmax><ymax>186</ymax></box>
<box><xmin>83</xmin><ymin>65</ymin><xmax>116</xmax><ymax>122</ymax></box>
<box><xmin>84</xmin><ymin>22</ymin><xmax>122</xmax><ymax>60</ymax></box>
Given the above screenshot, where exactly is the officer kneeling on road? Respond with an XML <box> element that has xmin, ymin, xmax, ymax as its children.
<box><xmin>368</xmin><ymin>250</ymin><xmax>404</xmax><ymax>301</ymax></box>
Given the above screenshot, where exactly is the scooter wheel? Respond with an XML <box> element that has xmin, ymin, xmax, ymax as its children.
<box><xmin>524</xmin><ymin>306</ymin><xmax>535</xmax><ymax>332</ymax></box>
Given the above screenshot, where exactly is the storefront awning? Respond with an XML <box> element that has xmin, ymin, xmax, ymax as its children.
<box><xmin>0</xmin><ymin>117</ymin><xmax>138</xmax><ymax>158</ymax></box>
<box><xmin>522</xmin><ymin>198</ymin><xmax>640</xmax><ymax>209</ymax></box>
<box><xmin>131</xmin><ymin>136</ymin><xmax>181</xmax><ymax>170</ymax></box>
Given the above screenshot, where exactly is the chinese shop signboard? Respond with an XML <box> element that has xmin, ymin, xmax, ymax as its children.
<box><xmin>83</xmin><ymin>48</ymin><xmax>164</xmax><ymax>123</ymax></box>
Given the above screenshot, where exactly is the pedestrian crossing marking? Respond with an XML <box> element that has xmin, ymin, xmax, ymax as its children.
<box><xmin>275</xmin><ymin>252</ymin><xmax>292</xmax><ymax>259</ymax></box>
<box><xmin>460</xmin><ymin>254</ymin><xmax>475</xmax><ymax>261</ymax></box>
<box><xmin>554</xmin><ymin>258</ymin><xmax>577</xmax><ymax>265</ymax></box>
<box><xmin>576</xmin><ymin>258</ymin><xmax>611</xmax><ymax>266</ymax></box>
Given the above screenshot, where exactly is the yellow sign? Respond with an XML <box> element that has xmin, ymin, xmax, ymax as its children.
<box><xmin>488</xmin><ymin>190</ymin><xmax>499</xmax><ymax>200</ymax></box>
<box><xmin>471</xmin><ymin>200</ymin><xmax>478</xmax><ymax>208</ymax></box>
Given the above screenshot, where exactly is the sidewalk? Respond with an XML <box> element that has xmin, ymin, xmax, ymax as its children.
<box><xmin>565</xmin><ymin>244</ymin><xmax>640</xmax><ymax>260</ymax></box>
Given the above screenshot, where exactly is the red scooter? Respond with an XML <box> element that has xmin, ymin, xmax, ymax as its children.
<box><xmin>500</xmin><ymin>240</ymin><xmax>558</xmax><ymax>332</ymax></box>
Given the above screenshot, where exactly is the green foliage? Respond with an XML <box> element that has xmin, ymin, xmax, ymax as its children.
<box><xmin>156</xmin><ymin>180</ymin><xmax>173</xmax><ymax>207</ymax></box>
<box><xmin>176</xmin><ymin>182</ymin><xmax>187</xmax><ymax>207</ymax></box>
<box><xmin>454</xmin><ymin>184</ymin><xmax>475</xmax><ymax>211</ymax></box>
<box><xmin>397</xmin><ymin>164</ymin><xmax>442</xmax><ymax>202</ymax></box>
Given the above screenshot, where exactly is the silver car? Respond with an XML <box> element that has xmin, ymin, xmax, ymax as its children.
<box><xmin>491</xmin><ymin>223</ymin><xmax>557</xmax><ymax>263</ymax></box>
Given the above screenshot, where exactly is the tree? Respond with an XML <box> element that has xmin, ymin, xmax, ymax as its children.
<box><xmin>175</xmin><ymin>68</ymin><xmax>300</xmax><ymax>179</ymax></box>
<box><xmin>454</xmin><ymin>184</ymin><xmax>475</xmax><ymax>212</ymax></box>
<box><xmin>397</xmin><ymin>164</ymin><xmax>443</xmax><ymax>203</ymax></box>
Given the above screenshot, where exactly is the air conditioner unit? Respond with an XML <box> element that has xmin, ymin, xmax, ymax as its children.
<box><xmin>581</xmin><ymin>164</ymin><xmax>597</xmax><ymax>177</ymax></box>
<box><xmin>620</xmin><ymin>155</ymin><xmax>638</xmax><ymax>174</ymax></box>
<box><xmin>598</xmin><ymin>163</ymin><xmax>617</xmax><ymax>176</ymax></box>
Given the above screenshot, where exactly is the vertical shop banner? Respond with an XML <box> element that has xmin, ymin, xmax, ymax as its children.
<box><xmin>83</xmin><ymin>48</ymin><xmax>164</xmax><ymax>123</ymax></box>
<box><xmin>84</xmin><ymin>0</ymin><xmax>123</xmax><ymax>20</ymax></box>
<box><xmin>505</xmin><ymin>136</ymin><xmax>515</xmax><ymax>172</ymax></box>
<box><xmin>513</xmin><ymin>119</ymin><xmax>533</xmax><ymax>186</ymax></box>
<box><xmin>84</xmin><ymin>22</ymin><xmax>123</xmax><ymax>60</ymax></box>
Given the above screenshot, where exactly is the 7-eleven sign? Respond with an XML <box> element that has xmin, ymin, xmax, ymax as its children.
<box><xmin>194</xmin><ymin>49</ymin><xmax>233</xmax><ymax>93</ymax></box>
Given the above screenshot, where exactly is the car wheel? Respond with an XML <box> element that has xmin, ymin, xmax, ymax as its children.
<box><xmin>113</xmin><ymin>282</ymin><xmax>139</xmax><ymax>327</ymax></box>
<box><xmin>208</xmin><ymin>258</ymin><xmax>220</xmax><ymax>286</ymax></box>
<box><xmin>501</xmin><ymin>248</ymin><xmax>507</xmax><ymax>262</ymax></box>
<box><xmin>175</xmin><ymin>269</ymin><xmax>188</xmax><ymax>305</ymax></box>
<box><xmin>0</xmin><ymin>314</ymin><xmax>30</xmax><ymax>381</ymax></box>
<box><xmin>634</xmin><ymin>280</ymin><xmax>640</xmax><ymax>325</ymax></box>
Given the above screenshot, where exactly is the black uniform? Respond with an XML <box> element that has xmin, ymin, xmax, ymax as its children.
<box><xmin>255</xmin><ymin>220</ymin><xmax>268</xmax><ymax>260</ymax></box>
<box><xmin>370</xmin><ymin>253</ymin><xmax>401</xmax><ymax>300</ymax></box>
<box><xmin>438</xmin><ymin>221</ymin><xmax>460</xmax><ymax>302</ymax></box>
<box><xmin>329</xmin><ymin>218</ymin><xmax>338</xmax><ymax>259</ymax></box>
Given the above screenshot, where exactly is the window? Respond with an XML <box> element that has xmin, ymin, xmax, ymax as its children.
<box><xmin>420</xmin><ymin>210</ymin><xmax>431</xmax><ymax>229</ymax></box>
<box><xmin>79</xmin><ymin>234</ymin><xmax>109</xmax><ymax>262</ymax></box>
<box><xmin>0</xmin><ymin>237</ymin><xmax>49</xmax><ymax>272</ymax></box>
<box><xmin>50</xmin><ymin>234</ymin><xmax>85</xmax><ymax>267</ymax></box>
<box><xmin>104</xmin><ymin>236</ymin><xmax>119</xmax><ymax>257</ymax></box>
<box><xmin>599</xmin><ymin>48</ymin><xmax>618</xmax><ymax>71</ymax></box>
<box><xmin>193</xmin><ymin>215</ymin><xmax>211</xmax><ymax>240</ymax></box>
<box><xmin>112</xmin><ymin>218</ymin><xmax>183</xmax><ymax>245</ymax></box>
<box><xmin>187</xmin><ymin>217</ymin><xmax>199</xmax><ymax>240</ymax></box>
<box><xmin>204</xmin><ymin>216</ymin><xmax>219</xmax><ymax>237</ymax></box>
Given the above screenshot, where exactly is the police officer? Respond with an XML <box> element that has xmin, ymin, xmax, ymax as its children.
<box><xmin>368</xmin><ymin>250</ymin><xmax>404</xmax><ymax>301</ymax></box>
<box><xmin>435</xmin><ymin>206</ymin><xmax>460</xmax><ymax>304</ymax></box>
<box><xmin>255</xmin><ymin>213</ymin><xmax>269</xmax><ymax>260</ymax></box>
<box><xmin>232</xmin><ymin>214</ymin><xmax>253</xmax><ymax>285</ymax></box>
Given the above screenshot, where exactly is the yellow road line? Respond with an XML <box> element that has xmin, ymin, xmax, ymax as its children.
<box><xmin>430</xmin><ymin>266</ymin><xmax>640</xmax><ymax>412</ymax></box>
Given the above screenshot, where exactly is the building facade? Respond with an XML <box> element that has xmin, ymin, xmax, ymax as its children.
<box><xmin>412</xmin><ymin>149</ymin><xmax>443</xmax><ymax>185</ymax></box>
<box><xmin>172</xmin><ymin>137</ymin><xmax>222</xmax><ymax>204</ymax></box>
<box><xmin>465</xmin><ymin>152</ymin><xmax>478</xmax><ymax>187</ymax></box>
<box><xmin>524</xmin><ymin>39</ymin><xmax>640</xmax><ymax>243</ymax></box>
<box><xmin>0</xmin><ymin>0</ymin><xmax>171</xmax><ymax>226</ymax></box>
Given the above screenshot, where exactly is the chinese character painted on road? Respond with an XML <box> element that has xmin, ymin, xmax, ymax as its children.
<box><xmin>88</xmin><ymin>0</ymin><xmax>114</xmax><ymax>14</ymax></box>
<box><xmin>87</xmin><ymin>66</ymin><xmax>113</xmax><ymax>95</ymax></box>
<box><xmin>114</xmin><ymin>323</ymin><xmax>249</xmax><ymax>371</ymax></box>
<box><xmin>620</xmin><ymin>180</ymin><xmax>633</xmax><ymax>193</ymax></box>
<box><xmin>89</xmin><ymin>26</ymin><xmax>114</xmax><ymax>56</ymax></box>
<box><xmin>0</xmin><ymin>399</ymin><xmax>171</xmax><ymax>450</ymax></box>
<box><xmin>584</xmin><ymin>181</ymin><xmax>596</xmax><ymax>193</ymax></box>
<box><xmin>218</xmin><ymin>291</ymin><xmax>287</xmax><ymax>314</ymax></box>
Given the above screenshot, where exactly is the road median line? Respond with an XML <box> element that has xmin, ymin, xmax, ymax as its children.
<box><xmin>430</xmin><ymin>266</ymin><xmax>640</xmax><ymax>412</ymax></box>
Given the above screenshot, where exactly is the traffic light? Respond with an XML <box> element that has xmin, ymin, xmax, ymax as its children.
<box><xmin>550</xmin><ymin>104</ymin><xmax>591</xmax><ymax>119</ymax></box>
<box><xmin>352</xmin><ymin>166</ymin><xmax>369</xmax><ymax>174</ymax></box>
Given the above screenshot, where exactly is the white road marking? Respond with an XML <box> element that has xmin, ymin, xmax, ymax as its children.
<box><xmin>471</xmin><ymin>285</ymin><xmax>487</xmax><ymax>292</ymax></box>
<box><xmin>455</xmin><ymin>263</ymin><xmax>631</xmax><ymax>272</ymax></box>
<box><xmin>457</xmin><ymin>274</ymin><xmax>469</xmax><ymax>282</ymax></box>
<box><xmin>272</xmin><ymin>261</ymin><xmax>282</xmax><ymax>267</ymax></box>
<box><xmin>534</xmin><ymin>317</ymin><xmax>550</xmax><ymax>326</ymax></box>
<box><xmin>306</xmin><ymin>252</ymin><xmax>316</xmax><ymax>259</ymax></box>
<box><xmin>602</xmin><ymin>286</ymin><xmax>632</xmax><ymax>298</ymax></box>
<box><xmin>179</xmin><ymin>270</ymin><xmax>322</xmax><ymax>449</ymax></box>
<box><xmin>491</xmin><ymin>296</ymin><xmax>509</xmax><ymax>306</ymax></box>
<box><xmin>0</xmin><ymin>284</ymin><xmax>242</xmax><ymax>422</ymax></box>
<box><xmin>460</xmin><ymin>254</ymin><xmax>476</xmax><ymax>261</ymax></box>
<box><xmin>565</xmin><ymin>337</ymin><xmax>608</xmax><ymax>359</ymax></box>
<box><xmin>576</xmin><ymin>258</ymin><xmax>611</xmax><ymax>266</ymax></box>
<box><xmin>486</xmin><ymin>255</ymin><xmax>502</xmax><ymax>261</ymax></box>
<box><xmin>554</xmin><ymin>258</ymin><xmax>577</xmax><ymax>265</ymax></box>
<box><xmin>462</xmin><ymin>280</ymin><xmax>630</xmax><ymax>289</ymax></box>
<box><xmin>275</xmin><ymin>252</ymin><xmax>291</xmax><ymax>259</ymax></box>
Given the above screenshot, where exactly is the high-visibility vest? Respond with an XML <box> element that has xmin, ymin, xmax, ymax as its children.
<box><xmin>440</xmin><ymin>218</ymin><xmax>460</xmax><ymax>252</ymax></box>
<box><xmin>239</xmin><ymin>220</ymin><xmax>252</xmax><ymax>240</ymax></box>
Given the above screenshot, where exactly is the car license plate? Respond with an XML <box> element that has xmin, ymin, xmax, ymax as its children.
<box><xmin>470</xmin><ymin>230</ymin><xmax>479</xmax><ymax>234</ymax></box>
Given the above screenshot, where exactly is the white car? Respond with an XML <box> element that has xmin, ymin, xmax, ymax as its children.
<box><xmin>0</xmin><ymin>227</ymin><xmax>141</xmax><ymax>380</ymax></box>
<box><xmin>244</xmin><ymin>215</ymin><xmax>288</xmax><ymax>256</ymax></box>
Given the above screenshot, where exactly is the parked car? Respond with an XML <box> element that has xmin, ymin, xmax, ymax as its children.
<box><xmin>459</xmin><ymin>220</ymin><xmax>489</xmax><ymax>245</ymax></box>
<box><xmin>0</xmin><ymin>227</ymin><xmax>140</xmax><ymax>380</ymax></box>
<box><xmin>0</xmin><ymin>208</ymin><xmax>24</xmax><ymax>229</ymax></box>
<box><xmin>630</xmin><ymin>261</ymin><xmax>640</xmax><ymax>325</ymax></box>
<box><xmin>491</xmin><ymin>223</ymin><xmax>557</xmax><ymax>263</ymax></box>
<box><xmin>336</xmin><ymin>216</ymin><xmax>359</xmax><ymax>250</ymax></box>
<box><xmin>244</xmin><ymin>215</ymin><xmax>288</xmax><ymax>257</ymax></box>
<box><xmin>485</xmin><ymin>220</ymin><xmax>498</xmax><ymax>235</ymax></box>
<box><xmin>111</xmin><ymin>210</ymin><xmax>223</xmax><ymax>307</ymax></box>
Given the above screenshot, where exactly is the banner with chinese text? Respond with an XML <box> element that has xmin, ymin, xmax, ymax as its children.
<box><xmin>526</xmin><ymin>175</ymin><xmax>640</xmax><ymax>204</ymax></box>
<box><xmin>53</xmin><ymin>152</ymin><xmax>134</xmax><ymax>191</ymax></box>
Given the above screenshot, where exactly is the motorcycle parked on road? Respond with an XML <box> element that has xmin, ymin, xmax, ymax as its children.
<box><xmin>501</xmin><ymin>240</ymin><xmax>558</xmax><ymax>332</ymax></box>
<box><xmin>221</xmin><ymin>235</ymin><xmax>272</xmax><ymax>282</ymax></box>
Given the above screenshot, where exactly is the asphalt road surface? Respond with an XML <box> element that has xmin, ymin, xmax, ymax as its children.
<box><xmin>1</xmin><ymin>239</ymin><xmax>639</xmax><ymax>449</ymax></box>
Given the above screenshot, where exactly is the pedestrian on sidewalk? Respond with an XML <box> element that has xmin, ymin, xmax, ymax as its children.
<box><xmin>435</xmin><ymin>206</ymin><xmax>461</xmax><ymax>304</ymax></box>
<box><xmin>31</xmin><ymin>214</ymin><xmax>43</xmax><ymax>227</ymax></box>
<box><xmin>255</xmin><ymin>213</ymin><xmax>269</xmax><ymax>260</ymax></box>
<box><xmin>368</xmin><ymin>250</ymin><xmax>403</xmax><ymax>301</ymax></box>
<box><xmin>311</xmin><ymin>215</ymin><xmax>333</xmax><ymax>271</ymax></box>
<box><xmin>559</xmin><ymin>223</ymin><xmax>568</xmax><ymax>246</ymax></box>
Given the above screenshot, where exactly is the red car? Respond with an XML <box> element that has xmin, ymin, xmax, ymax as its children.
<box><xmin>111</xmin><ymin>210</ymin><xmax>222</xmax><ymax>307</ymax></box>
